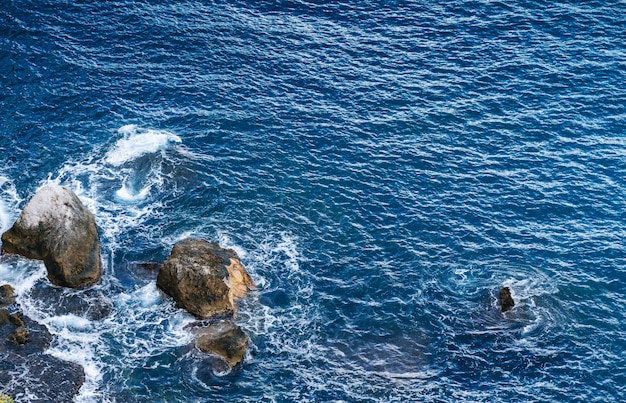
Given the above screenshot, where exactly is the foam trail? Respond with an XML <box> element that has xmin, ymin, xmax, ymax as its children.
<box><xmin>105</xmin><ymin>125</ymin><xmax>182</xmax><ymax>166</ymax></box>
<box><xmin>0</xmin><ymin>199</ymin><xmax>8</xmax><ymax>233</ymax></box>
<box><xmin>0</xmin><ymin>174</ymin><xmax>20</xmax><ymax>232</ymax></box>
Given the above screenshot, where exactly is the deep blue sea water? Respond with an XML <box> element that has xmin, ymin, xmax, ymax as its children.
<box><xmin>1</xmin><ymin>0</ymin><xmax>625</xmax><ymax>401</ymax></box>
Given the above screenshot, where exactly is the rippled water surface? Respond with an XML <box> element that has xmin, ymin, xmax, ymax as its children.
<box><xmin>1</xmin><ymin>0</ymin><xmax>625</xmax><ymax>401</ymax></box>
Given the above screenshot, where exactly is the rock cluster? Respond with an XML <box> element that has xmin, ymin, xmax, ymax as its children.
<box><xmin>157</xmin><ymin>238</ymin><xmax>256</xmax><ymax>368</ymax></box>
<box><xmin>0</xmin><ymin>185</ymin><xmax>257</xmax><ymax>398</ymax></box>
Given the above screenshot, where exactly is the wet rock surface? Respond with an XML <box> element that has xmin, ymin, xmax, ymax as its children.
<box><xmin>28</xmin><ymin>285</ymin><xmax>113</xmax><ymax>321</ymax></box>
<box><xmin>0</xmin><ymin>288</ymin><xmax>85</xmax><ymax>401</ymax></box>
<box><xmin>499</xmin><ymin>287</ymin><xmax>515</xmax><ymax>312</ymax></box>
<box><xmin>0</xmin><ymin>284</ymin><xmax>16</xmax><ymax>306</ymax></box>
<box><xmin>188</xmin><ymin>319</ymin><xmax>250</xmax><ymax>369</ymax></box>
<box><xmin>157</xmin><ymin>238</ymin><xmax>255</xmax><ymax>319</ymax></box>
<box><xmin>1</xmin><ymin>185</ymin><xmax>102</xmax><ymax>288</ymax></box>
<box><xmin>157</xmin><ymin>238</ymin><xmax>256</xmax><ymax>370</ymax></box>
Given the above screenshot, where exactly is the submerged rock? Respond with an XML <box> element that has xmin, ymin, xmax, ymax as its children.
<box><xmin>499</xmin><ymin>287</ymin><xmax>515</xmax><ymax>312</ymax></box>
<box><xmin>1</xmin><ymin>185</ymin><xmax>102</xmax><ymax>288</ymax></box>
<box><xmin>157</xmin><ymin>238</ymin><xmax>256</xmax><ymax>318</ymax></box>
<box><xmin>189</xmin><ymin>320</ymin><xmax>250</xmax><ymax>368</ymax></box>
<box><xmin>28</xmin><ymin>285</ymin><xmax>113</xmax><ymax>321</ymax></box>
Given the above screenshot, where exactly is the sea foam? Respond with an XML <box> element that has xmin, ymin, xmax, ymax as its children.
<box><xmin>105</xmin><ymin>125</ymin><xmax>182</xmax><ymax>166</ymax></box>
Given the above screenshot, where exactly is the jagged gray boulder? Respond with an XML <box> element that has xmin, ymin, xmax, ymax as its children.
<box><xmin>1</xmin><ymin>185</ymin><xmax>102</xmax><ymax>288</ymax></box>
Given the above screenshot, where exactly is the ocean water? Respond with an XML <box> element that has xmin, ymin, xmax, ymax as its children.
<box><xmin>1</xmin><ymin>0</ymin><xmax>625</xmax><ymax>401</ymax></box>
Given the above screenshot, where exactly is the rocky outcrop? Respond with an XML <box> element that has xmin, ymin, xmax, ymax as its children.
<box><xmin>157</xmin><ymin>238</ymin><xmax>256</xmax><ymax>369</ymax></box>
<box><xmin>156</xmin><ymin>238</ymin><xmax>255</xmax><ymax>318</ymax></box>
<box><xmin>1</xmin><ymin>185</ymin><xmax>102</xmax><ymax>288</ymax></box>
<box><xmin>499</xmin><ymin>287</ymin><xmax>515</xmax><ymax>312</ymax></box>
<box><xmin>0</xmin><ymin>284</ymin><xmax>85</xmax><ymax>400</ymax></box>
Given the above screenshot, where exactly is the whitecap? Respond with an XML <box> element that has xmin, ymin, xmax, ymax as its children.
<box><xmin>105</xmin><ymin>125</ymin><xmax>182</xmax><ymax>166</ymax></box>
<box><xmin>133</xmin><ymin>283</ymin><xmax>162</xmax><ymax>308</ymax></box>
<box><xmin>45</xmin><ymin>314</ymin><xmax>94</xmax><ymax>331</ymax></box>
<box><xmin>114</xmin><ymin>182</ymin><xmax>152</xmax><ymax>202</ymax></box>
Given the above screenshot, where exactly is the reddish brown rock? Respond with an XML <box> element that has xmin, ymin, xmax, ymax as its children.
<box><xmin>156</xmin><ymin>238</ymin><xmax>255</xmax><ymax>318</ymax></box>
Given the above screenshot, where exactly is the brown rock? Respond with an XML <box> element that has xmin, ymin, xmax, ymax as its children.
<box><xmin>1</xmin><ymin>185</ymin><xmax>102</xmax><ymax>288</ymax></box>
<box><xmin>8</xmin><ymin>313</ymin><xmax>24</xmax><ymax>327</ymax></box>
<box><xmin>7</xmin><ymin>326</ymin><xmax>28</xmax><ymax>345</ymax></box>
<box><xmin>191</xmin><ymin>320</ymin><xmax>250</xmax><ymax>368</ymax></box>
<box><xmin>0</xmin><ymin>309</ymin><xmax>9</xmax><ymax>324</ymax></box>
<box><xmin>0</xmin><ymin>284</ymin><xmax>16</xmax><ymax>306</ymax></box>
<box><xmin>499</xmin><ymin>287</ymin><xmax>515</xmax><ymax>312</ymax></box>
<box><xmin>157</xmin><ymin>238</ymin><xmax>255</xmax><ymax>318</ymax></box>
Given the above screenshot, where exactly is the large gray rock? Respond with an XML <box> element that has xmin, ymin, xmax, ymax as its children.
<box><xmin>1</xmin><ymin>185</ymin><xmax>102</xmax><ymax>288</ymax></box>
<box><xmin>156</xmin><ymin>238</ymin><xmax>255</xmax><ymax>318</ymax></box>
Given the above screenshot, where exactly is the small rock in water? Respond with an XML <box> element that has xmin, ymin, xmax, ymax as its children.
<box><xmin>7</xmin><ymin>326</ymin><xmax>28</xmax><ymax>345</ymax></box>
<box><xmin>0</xmin><ymin>284</ymin><xmax>16</xmax><ymax>306</ymax></box>
<box><xmin>499</xmin><ymin>287</ymin><xmax>515</xmax><ymax>312</ymax></box>
<box><xmin>190</xmin><ymin>320</ymin><xmax>250</xmax><ymax>369</ymax></box>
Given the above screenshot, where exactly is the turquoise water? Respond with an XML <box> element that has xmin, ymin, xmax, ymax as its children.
<box><xmin>1</xmin><ymin>0</ymin><xmax>625</xmax><ymax>401</ymax></box>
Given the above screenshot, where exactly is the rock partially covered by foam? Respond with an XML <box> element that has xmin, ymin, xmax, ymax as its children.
<box><xmin>188</xmin><ymin>319</ymin><xmax>250</xmax><ymax>368</ymax></box>
<box><xmin>157</xmin><ymin>238</ymin><xmax>255</xmax><ymax>318</ymax></box>
<box><xmin>499</xmin><ymin>287</ymin><xmax>515</xmax><ymax>312</ymax></box>
<box><xmin>1</xmin><ymin>185</ymin><xmax>102</xmax><ymax>288</ymax></box>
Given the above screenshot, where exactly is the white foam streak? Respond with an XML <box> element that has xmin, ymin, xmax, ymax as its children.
<box><xmin>0</xmin><ymin>261</ymin><xmax>47</xmax><ymax>297</ymax></box>
<box><xmin>0</xmin><ymin>199</ymin><xmax>9</xmax><ymax>233</ymax></box>
<box><xmin>0</xmin><ymin>174</ymin><xmax>21</xmax><ymax>232</ymax></box>
<box><xmin>46</xmin><ymin>339</ymin><xmax>104</xmax><ymax>403</ymax></box>
<box><xmin>115</xmin><ymin>182</ymin><xmax>152</xmax><ymax>202</ymax></box>
<box><xmin>45</xmin><ymin>314</ymin><xmax>94</xmax><ymax>331</ymax></box>
<box><xmin>105</xmin><ymin>124</ymin><xmax>181</xmax><ymax>166</ymax></box>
